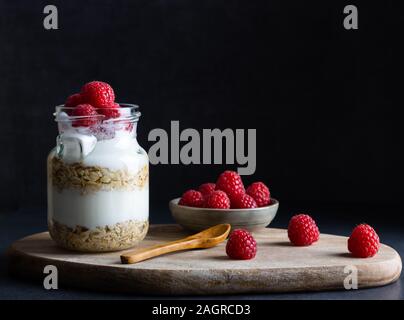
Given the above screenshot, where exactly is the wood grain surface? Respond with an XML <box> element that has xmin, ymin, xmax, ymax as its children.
<box><xmin>7</xmin><ymin>224</ymin><xmax>402</xmax><ymax>295</ymax></box>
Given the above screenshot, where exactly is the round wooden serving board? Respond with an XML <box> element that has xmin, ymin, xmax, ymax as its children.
<box><xmin>7</xmin><ymin>224</ymin><xmax>402</xmax><ymax>295</ymax></box>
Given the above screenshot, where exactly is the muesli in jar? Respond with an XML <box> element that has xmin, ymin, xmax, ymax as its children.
<box><xmin>47</xmin><ymin>81</ymin><xmax>149</xmax><ymax>252</ymax></box>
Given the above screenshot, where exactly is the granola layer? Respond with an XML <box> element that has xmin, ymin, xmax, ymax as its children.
<box><xmin>48</xmin><ymin>219</ymin><xmax>149</xmax><ymax>252</ymax></box>
<box><xmin>50</xmin><ymin>156</ymin><xmax>148</xmax><ymax>193</ymax></box>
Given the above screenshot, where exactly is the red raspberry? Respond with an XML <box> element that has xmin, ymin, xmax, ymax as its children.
<box><xmin>231</xmin><ymin>193</ymin><xmax>257</xmax><ymax>209</ymax></box>
<box><xmin>215</xmin><ymin>170</ymin><xmax>245</xmax><ymax>202</ymax></box>
<box><xmin>348</xmin><ymin>224</ymin><xmax>380</xmax><ymax>258</ymax></box>
<box><xmin>178</xmin><ymin>190</ymin><xmax>204</xmax><ymax>207</ymax></box>
<box><xmin>226</xmin><ymin>229</ymin><xmax>257</xmax><ymax>260</ymax></box>
<box><xmin>65</xmin><ymin>93</ymin><xmax>83</xmax><ymax>108</ymax></box>
<box><xmin>204</xmin><ymin>190</ymin><xmax>230</xmax><ymax>209</ymax></box>
<box><xmin>246</xmin><ymin>182</ymin><xmax>271</xmax><ymax>207</ymax></box>
<box><xmin>81</xmin><ymin>81</ymin><xmax>115</xmax><ymax>108</ymax></box>
<box><xmin>198</xmin><ymin>183</ymin><xmax>216</xmax><ymax>198</ymax></box>
<box><xmin>71</xmin><ymin>104</ymin><xmax>99</xmax><ymax>127</ymax></box>
<box><xmin>98</xmin><ymin>102</ymin><xmax>121</xmax><ymax>119</ymax></box>
<box><xmin>288</xmin><ymin>214</ymin><xmax>320</xmax><ymax>246</ymax></box>
<box><xmin>124</xmin><ymin>122</ymin><xmax>134</xmax><ymax>132</ymax></box>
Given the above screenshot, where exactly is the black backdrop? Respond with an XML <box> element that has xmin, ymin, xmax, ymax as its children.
<box><xmin>0</xmin><ymin>1</ymin><xmax>401</xmax><ymax>220</ymax></box>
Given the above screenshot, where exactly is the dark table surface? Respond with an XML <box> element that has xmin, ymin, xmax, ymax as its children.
<box><xmin>1</xmin><ymin>206</ymin><xmax>403</xmax><ymax>300</ymax></box>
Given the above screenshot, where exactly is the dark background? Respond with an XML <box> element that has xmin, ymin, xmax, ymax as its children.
<box><xmin>0</xmin><ymin>1</ymin><xmax>402</xmax><ymax>222</ymax></box>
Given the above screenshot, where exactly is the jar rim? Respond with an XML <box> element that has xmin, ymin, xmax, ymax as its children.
<box><xmin>54</xmin><ymin>103</ymin><xmax>141</xmax><ymax>123</ymax></box>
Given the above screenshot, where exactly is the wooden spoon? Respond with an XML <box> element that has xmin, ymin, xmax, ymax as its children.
<box><xmin>120</xmin><ymin>224</ymin><xmax>231</xmax><ymax>264</ymax></box>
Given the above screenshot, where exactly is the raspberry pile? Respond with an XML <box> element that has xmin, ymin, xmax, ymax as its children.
<box><xmin>177</xmin><ymin>175</ymin><xmax>382</xmax><ymax>260</ymax></box>
<box><xmin>177</xmin><ymin>170</ymin><xmax>272</xmax><ymax>209</ymax></box>
<box><xmin>63</xmin><ymin>81</ymin><xmax>124</xmax><ymax>127</ymax></box>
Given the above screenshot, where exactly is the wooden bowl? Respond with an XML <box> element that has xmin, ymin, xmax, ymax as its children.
<box><xmin>169</xmin><ymin>198</ymin><xmax>279</xmax><ymax>232</ymax></box>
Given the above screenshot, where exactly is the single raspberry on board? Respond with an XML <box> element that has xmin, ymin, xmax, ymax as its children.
<box><xmin>226</xmin><ymin>229</ymin><xmax>257</xmax><ymax>260</ymax></box>
<box><xmin>215</xmin><ymin>170</ymin><xmax>245</xmax><ymax>202</ymax></box>
<box><xmin>204</xmin><ymin>190</ymin><xmax>231</xmax><ymax>209</ymax></box>
<box><xmin>98</xmin><ymin>102</ymin><xmax>121</xmax><ymax>119</ymax></box>
<box><xmin>288</xmin><ymin>214</ymin><xmax>320</xmax><ymax>246</ymax></box>
<box><xmin>81</xmin><ymin>81</ymin><xmax>115</xmax><ymax>108</ymax></box>
<box><xmin>198</xmin><ymin>183</ymin><xmax>216</xmax><ymax>198</ymax></box>
<box><xmin>348</xmin><ymin>224</ymin><xmax>380</xmax><ymax>258</ymax></box>
<box><xmin>65</xmin><ymin>93</ymin><xmax>83</xmax><ymax>108</ymax></box>
<box><xmin>178</xmin><ymin>190</ymin><xmax>204</xmax><ymax>208</ymax></box>
<box><xmin>246</xmin><ymin>182</ymin><xmax>271</xmax><ymax>207</ymax></box>
<box><xmin>231</xmin><ymin>193</ymin><xmax>257</xmax><ymax>209</ymax></box>
<box><xmin>71</xmin><ymin>104</ymin><xmax>99</xmax><ymax>127</ymax></box>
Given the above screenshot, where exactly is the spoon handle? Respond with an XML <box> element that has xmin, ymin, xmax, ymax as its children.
<box><xmin>120</xmin><ymin>237</ymin><xmax>200</xmax><ymax>264</ymax></box>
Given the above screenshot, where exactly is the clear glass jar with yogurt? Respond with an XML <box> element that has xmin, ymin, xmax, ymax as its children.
<box><xmin>47</xmin><ymin>104</ymin><xmax>149</xmax><ymax>252</ymax></box>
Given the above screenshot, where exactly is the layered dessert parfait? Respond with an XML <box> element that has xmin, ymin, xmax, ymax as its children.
<box><xmin>47</xmin><ymin>81</ymin><xmax>149</xmax><ymax>252</ymax></box>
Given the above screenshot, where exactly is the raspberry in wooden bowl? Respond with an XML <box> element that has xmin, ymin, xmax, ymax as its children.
<box><xmin>170</xmin><ymin>171</ymin><xmax>278</xmax><ymax>231</ymax></box>
<box><xmin>169</xmin><ymin>198</ymin><xmax>279</xmax><ymax>232</ymax></box>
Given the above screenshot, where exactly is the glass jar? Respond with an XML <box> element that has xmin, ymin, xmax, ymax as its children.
<box><xmin>47</xmin><ymin>104</ymin><xmax>149</xmax><ymax>252</ymax></box>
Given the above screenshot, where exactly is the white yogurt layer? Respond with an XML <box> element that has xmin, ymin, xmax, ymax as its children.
<box><xmin>49</xmin><ymin>186</ymin><xmax>149</xmax><ymax>229</ymax></box>
<box><xmin>81</xmin><ymin>131</ymin><xmax>148</xmax><ymax>172</ymax></box>
<box><xmin>58</xmin><ymin>126</ymin><xmax>147</xmax><ymax>172</ymax></box>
